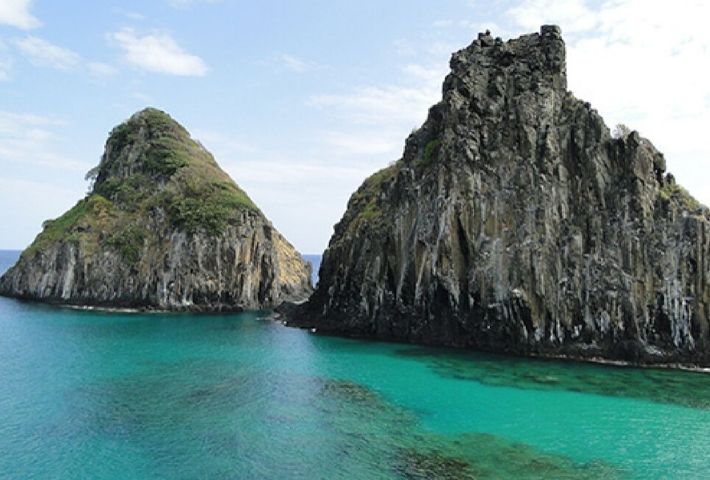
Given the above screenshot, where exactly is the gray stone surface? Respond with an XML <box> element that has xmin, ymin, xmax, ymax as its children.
<box><xmin>294</xmin><ymin>26</ymin><xmax>710</xmax><ymax>366</ymax></box>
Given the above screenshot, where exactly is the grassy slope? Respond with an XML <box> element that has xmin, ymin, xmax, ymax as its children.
<box><xmin>21</xmin><ymin>108</ymin><xmax>260</xmax><ymax>263</ymax></box>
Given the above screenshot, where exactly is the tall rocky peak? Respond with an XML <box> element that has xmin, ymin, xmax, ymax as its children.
<box><xmin>0</xmin><ymin>108</ymin><xmax>312</xmax><ymax>311</ymax></box>
<box><xmin>294</xmin><ymin>26</ymin><xmax>710</xmax><ymax>367</ymax></box>
<box><xmin>449</xmin><ymin>25</ymin><xmax>566</xmax><ymax>93</ymax></box>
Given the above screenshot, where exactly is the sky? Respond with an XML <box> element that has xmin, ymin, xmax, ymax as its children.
<box><xmin>1</xmin><ymin>0</ymin><xmax>709</xmax><ymax>253</ymax></box>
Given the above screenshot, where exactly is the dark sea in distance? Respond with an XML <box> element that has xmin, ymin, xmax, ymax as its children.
<box><xmin>0</xmin><ymin>249</ymin><xmax>709</xmax><ymax>479</ymax></box>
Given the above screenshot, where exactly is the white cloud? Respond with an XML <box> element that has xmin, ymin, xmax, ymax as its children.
<box><xmin>224</xmin><ymin>159</ymin><xmax>370</xmax><ymax>188</ymax></box>
<box><xmin>504</xmin><ymin>0</ymin><xmax>710</xmax><ymax>207</ymax></box>
<box><xmin>0</xmin><ymin>111</ymin><xmax>89</xmax><ymax>172</ymax></box>
<box><xmin>0</xmin><ymin>177</ymin><xmax>81</xmax><ymax>249</ymax></box>
<box><xmin>393</xmin><ymin>39</ymin><xmax>417</xmax><ymax>57</ymax></box>
<box><xmin>113</xmin><ymin>8</ymin><xmax>146</xmax><ymax>21</ymax></box>
<box><xmin>0</xmin><ymin>58</ymin><xmax>11</xmax><ymax>81</ymax></box>
<box><xmin>12</xmin><ymin>37</ymin><xmax>118</xmax><ymax>79</ymax></box>
<box><xmin>320</xmin><ymin>130</ymin><xmax>401</xmax><ymax>157</ymax></box>
<box><xmin>507</xmin><ymin>0</ymin><xmax>598</xmax><ymax>34</ymax></box>
<box><xmin>167</xmin><ymin>0</ymin><xmax>221</xmax><ymax>8</ymax></box>
<box><xmin>263</xmin><ymin>53</ymin><xmax>323</xmax><ymax>74</ymax></box>
<box><xmin>309</xmin><ymin>80</ymin><xmax>440</xmax><ymax>127</ymax></box>
<box><xmin>307</xmin><ymin>62</ymin><xmax>447</xmax><ymax>171</ymax></box>
<box><xmin>131</xmin><ymin>92</ymin><xmax>154</xmax><ymax>103</ymax></box>
<box><xmin>434</xmin><ymin>18</ymin><xmax>506</xmax><ymax>37</ymax></box>
<box><xmin>87</xmin><ymin>61</ymin><xmax>117</xmax><ymax>77</ymax></box>
<box><xmin>280</xmin><ymin>54</ymin><xmax>312</xmax><ymax>73</ymax></box>
<box><xmin>0</xmin><ymin>39</ymin><xmax>11</xmax><ymax>80</ymax></box>
<box><xmin>0</xmin><ymin>111</ymin><xmax>91</xmax><ymax>247</ymax></box>
<box><xmin>192</xmin><ymin>129</ymin><xmax>259</xmax><ymax>155</ymax></box>
<box><xmin>0</xmin><ymin>0</ymin><xmax>40</xmax><ymax>29</ymax></box>
<box><xmin>13</xmin><ymin>36</ymin><xmax>80</xmax><ymax>70</ymax></box>
<box><xmin>108</xmin><ymin>28</ymin><xmax>208</xmax><ymax>77</ymax></box>
<box><xmin>433</xmin><ymin>19</ymin><xmax>455</xmax><ymax>28</ymax></box>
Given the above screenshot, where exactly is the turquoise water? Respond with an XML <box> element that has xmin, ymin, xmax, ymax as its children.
<box><xmin>1</xmin><ymin>251</ymin><xmax>709</xmax><ymax>479</ymax></box>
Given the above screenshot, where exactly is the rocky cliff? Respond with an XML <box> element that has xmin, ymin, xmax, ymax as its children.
<box><xmin>293</xmin><ymin>26</ymin><xmax>710</xmax><ymax>366</ymax></box>
<box><xmin>0</xmin><ymin>108</ymin><xmax>312</xmax><ymax>311</ymax></box>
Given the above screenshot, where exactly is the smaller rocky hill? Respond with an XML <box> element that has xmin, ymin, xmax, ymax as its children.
<box><xmin>0</xmin><ymin>108</ymin><xmax>312</xmax><ymax>311</ymax></box>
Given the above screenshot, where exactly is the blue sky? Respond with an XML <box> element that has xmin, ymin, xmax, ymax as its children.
<box><xmin>1</xmin><ymin>0</ymin><xmax>709</xmax><ymax>253</ymax></box>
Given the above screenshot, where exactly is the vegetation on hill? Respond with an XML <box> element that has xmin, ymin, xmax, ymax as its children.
<box><xmin>23</xmin><ymin>108</ymin><xmax>259</xmax><ymax>260</ymax></box>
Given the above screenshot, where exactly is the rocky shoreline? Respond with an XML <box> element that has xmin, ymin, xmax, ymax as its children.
<box><xmin>274</xmin><ymin>309</ymin><xmax>710</xmax><ymax>372</ymax></box>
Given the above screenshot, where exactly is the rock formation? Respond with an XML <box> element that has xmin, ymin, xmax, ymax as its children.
<box><xmin>292</xmin><ymin>26</ymin><xmax>710</xmax><ymax>366</ymax></box>
<box><xmin>0</xmin><ymin>108</ymin><xmax>312</xmax><ymax>311</ymax></box>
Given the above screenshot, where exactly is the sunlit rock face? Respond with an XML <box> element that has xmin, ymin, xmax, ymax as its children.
<box><xmin>0</xmin><ymin>108</ymin><xmax>312</xmax><ymax>311</ymax></box>
<box><xmin>294</xmin><ymin>26</ymin><xmax>710</xmax><ymax>366</ymax></box>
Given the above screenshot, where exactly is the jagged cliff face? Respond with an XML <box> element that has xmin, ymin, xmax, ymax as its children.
<box><xmin>298</xmin><ymin>26</ymin><xmax>710</xmax><ymax>366</ymax></box>
<box><xmin>0</xmin><ymin>108</ymin><xmax>312</xmax><ymax>311</ymax></box>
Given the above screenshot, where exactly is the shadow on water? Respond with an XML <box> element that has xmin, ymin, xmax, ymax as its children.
<box><xmin>63</xmin><ymin>357</ymin><xmax>625</xmax><ymax>479</ymax></box>
<box><xmin>395</xmin><ymin>347</ymin><xmax>710</xmax><ymax>410</ymax></box>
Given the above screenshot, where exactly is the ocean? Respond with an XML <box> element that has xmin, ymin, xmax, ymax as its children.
<box><xmin>0</xmin><ymin>250</ymin><xmax>708</xmax><ymax>479</ymax></box>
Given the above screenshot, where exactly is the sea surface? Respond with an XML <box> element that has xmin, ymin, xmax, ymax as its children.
<box><xmin>0</xmin><ymin>249</ymin><xmax>709</xmax><ymax>479</ymax></box>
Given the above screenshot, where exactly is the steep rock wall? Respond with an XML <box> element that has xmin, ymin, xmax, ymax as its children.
<box><xmin>295</xmin><ymin>26</ymin><xmax>710</xmax><ymax>366</ymax></box>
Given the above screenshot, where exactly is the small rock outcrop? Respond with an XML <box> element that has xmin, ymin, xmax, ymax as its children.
<box><xmin>294</xmin><ymin>26</ymin><xmax>710</xmax><ymax>366</ymax></box>
<box><xmin>0</xmin><ymin>108</ymin><xmax>312</xmax><ymax>311</ymax></box>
